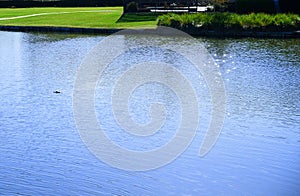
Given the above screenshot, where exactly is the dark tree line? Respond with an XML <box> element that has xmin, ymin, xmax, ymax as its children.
<box><xmin>124</xmin><ymin>0</ymin><xmax>299</xmax><ymax>14</ymax></box>
<box><xmin>0</xmin><ymin>0</ymin><xmax>298</xmax><ymax>14</ymax></box>
<box><xmin>0</xmin><ymin>0</ymin><xmax>123</xmax><ymax>8</ymax></box>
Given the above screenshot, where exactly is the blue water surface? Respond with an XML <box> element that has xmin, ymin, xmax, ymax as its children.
<box><xmin>0</xmin><ymin>31</ymin><xmax>299</xmax><ymax>195</ymax></box>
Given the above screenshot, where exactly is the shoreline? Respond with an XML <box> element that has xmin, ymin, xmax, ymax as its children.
<box><xmin>0</xmin><ymin>25</ymin><xmax>299</xmax><ymax>38</ymax></box>
<box><xmin>182</xmin><ymin>28</ymin><xmax>300</xmax><ymax>38</ymax></box>
<box><xmin>0</xmin><ymin>25</ymin><xmax>121</xmax><ymax>35</ymax></box>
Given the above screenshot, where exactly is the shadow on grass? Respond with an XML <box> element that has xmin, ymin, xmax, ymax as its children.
<box><xmin>117</xmin><ymin>13</ymin><xmax>160</xmax><ymax>23</ymax></box>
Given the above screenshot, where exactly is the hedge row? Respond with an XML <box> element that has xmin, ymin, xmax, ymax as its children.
<box><xmin>158</xmin><ymin>12</ymin><xmax>300</xmax><ymax>31</ymax></box>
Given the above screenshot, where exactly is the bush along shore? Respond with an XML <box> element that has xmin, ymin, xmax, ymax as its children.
<box><xmin>158</xmin><ymin>13</ymin><xmax>300</xmax><ymax>38</ymax></box>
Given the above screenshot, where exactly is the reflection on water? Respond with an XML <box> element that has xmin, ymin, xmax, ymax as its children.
<box><xmin>0</xmin><ymin>31</ymin><xmax>299</xmax><ymax>195</ymax></box>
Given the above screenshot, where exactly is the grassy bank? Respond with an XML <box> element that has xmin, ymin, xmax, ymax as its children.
<box><xmin>0</xmin><ymin>7</ymin><xmax>299</xmax><ymax>33</ymax></box>
<box><xmin>0</xmin><ymin>7</ymin><xmax>157</xmax><ymax>28</ymax></box>
<box><xmin>158</xmin><ymin>13</ymin><xmax>300</xmax><ymax>31</ymax></box>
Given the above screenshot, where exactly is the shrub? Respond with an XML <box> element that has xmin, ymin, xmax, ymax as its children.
<box><xmin>126</xmin><ymin>1</ymin><xmax>138</xmax><ymax>13</ymax></box>
<box><xmin>213</xmin><ymin>2</ymin><xmax>228</xmax><ymax>12</ymax></box>
<box><xmin>158</xmin><ymin>12</ymin><xmax>300</xmax><ymax>31</ymax></box>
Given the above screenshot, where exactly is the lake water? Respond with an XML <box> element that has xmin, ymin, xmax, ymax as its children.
<box><xmin>0</xmin><ymin>31</ymin><xmax>299</xmax><ymax>195</ymax></box>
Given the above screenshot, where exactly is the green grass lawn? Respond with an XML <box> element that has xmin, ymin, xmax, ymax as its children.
<box><xmin>0</xmin><ymin>7</ymin><xmax>158</xmax><ymax>28</ymax></box>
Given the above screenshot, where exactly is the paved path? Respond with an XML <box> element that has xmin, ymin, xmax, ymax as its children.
<box><xmin>0</xmin><ymin>10</ymin><xmax>117</xmax><ymax>21</ymax></box>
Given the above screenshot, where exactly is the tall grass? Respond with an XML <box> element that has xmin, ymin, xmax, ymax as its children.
<box><xmin>158</xmin><ymin>13</ymin><xmax>300</xmax><ymax>31</ymax></box>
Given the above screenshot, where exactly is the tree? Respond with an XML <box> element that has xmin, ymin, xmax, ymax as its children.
<box><xmin>208</xmin><ymin>0</ymin><xmax>228</xmax><ymax>12</ymax></box>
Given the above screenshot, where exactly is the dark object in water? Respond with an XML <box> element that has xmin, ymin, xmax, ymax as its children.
<box><xmin>53</xmin><ymin>90</ymin><xmax>61</xmax><ymax>94</ymax></box>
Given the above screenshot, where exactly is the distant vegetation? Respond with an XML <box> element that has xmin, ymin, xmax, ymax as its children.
<box><xmin>122</xmin><ymin>0</ymin><xmax>298</xmax><ymax>14</ymax></box>
<box><xmin>278</xmin><ymin>0</ymin><xmax>299</xmax><ymax>14</ymax></box>
<box><xmin>0</xmin><ymin>0</ymin><xmax>123</xmax><ymax>8</ymax></box>
<box><xmin>235</xmin><ymin>0</ymin><xmax>298</xmax><ymax>14</ymax></box>
<box><xmin>235</xmin><ymin>0</ymin><xmax>276</xmax><ymax>13</ymax></box>
<box><xmin>158</xmin><ymin>13</ymin><xmax>300</xmax><ymax>31</ymax></box>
